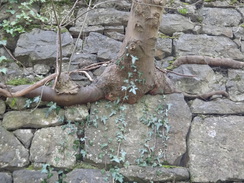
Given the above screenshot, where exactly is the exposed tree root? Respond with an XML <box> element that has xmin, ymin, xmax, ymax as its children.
<box><xmin>0</xmin><ymin>55</ymin><xmax>239</xmax><ymax>106</ymax></box>
<box><xmin>174</xmin><ymin>55</ymin><xmax>244</xmax><ymax>69</ymax></box>
<box><xmin>183</xmin><ymin>91</ymin><xmax>229</xmax><ymax>100</ymax></box>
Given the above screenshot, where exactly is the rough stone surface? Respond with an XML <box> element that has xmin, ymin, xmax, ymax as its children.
<box><xmin>64</xmin><ymin>169</ymin><xmax>112</xmax><ymax>183</ymax></box>
<box><xmin>174</xmin><ymin>34</ymin><xmax>244</xmax><ymax>60</ymax></box>
<box><xmin>189</xmin><ymin>116</ymin><xmax>244</xmax><ymax>182</ymax></box>
<box><xmin>69</xmin><ymin>25</ymin><xmax>104</xmax><ymax>38</ymax></box>
<box><xmin>155</xmin><ymin>37</ymin><xmax>172</xmax><ymax>60</ymax></box>
<box><xmin>159</xmin><ymin>14</ymin><xmax>195</xmax><ymax>35</ymax></box>
<box><xmin>120</xmin><ymin>165</ymin><xmax>190</xmax><ymax>183</ymax></box>
<box><xmin>30</xmin><ymin>125</ymin><xmax>78</xmax><ymax>168</ymax></box>
<box><xmin>0</xmin><ymin>100</ymin><xmax>6</xmax><ymax>115</ymax></box>
<box><xmin>13</xmin><ymin>129</ymin><xmax>34</xmax><ymax>149</ymax></box>
<box><xmin>191</xmin><ymin>98</ymin><xmax>244</xmax><ymax>115</ymax></box>
<box><xmin>226</xmin><ymin>69</ymin><xmax>244</xmax><ymax>101</ymax></box>
<box><xmin>2</xmin><ymin>108</ymin><xmax>65</xmax><ymax>130</ymax></box>
<box><xmin>168</xmin><ymin>64</ymin><xmax>225</xmax><ymax>94</ymax></box>
<box><xmin>0</xmin><ymin>172</ymin><xmax>12</xmax><ymax>183</ymax></box>
<box><xmin>33</xmin><ymin>64</ymin><xmax>50</xmax><ymax>75</ymax></box>
<box><xmin>75</xmin><ymin>8</ymin><xmax>129</xmax><ymax>27</ymax></box>
<box><xmin>13</xmin><ymin>169</ymin><xmax>58</xmax><ymax>183</ymax></box>
<box><xmin>5</xmin><ymin>97</ymin><xmax>47</xmax><ymax>110</ymax></box>
<box><xmin>40</xmin><ymin>2</ymin><xmax>74</xmax><ymax>25</ymax></box>
<box><xmin>201</xmin><ymin>25</ymin><xmax>233</xmax><ymax>38</ymax></box>
<box><xmin>0</xmin><ymin>126</ymin><xmax>29</xmax><ymax>169</ymax></box>
<box><xmin>65</xmin><ymin>105</ymin><xmax>89</xmax><ymax>122</ymax></box>
<box><xmin>233</xmin><ymin>27</ymin><xmax>244</xmax><ymax>40</ymax></box>
<box><xmin>85</xmin><ymin>94</ymin><xmax>191</xmax><ymax>166</ymax></box>
<box><xmin>83</xmin><ymin>32</ymin><xmax>122</xmax><ymax>61</ymax></box>
<box><xmin>70</xmin><ymin>52</ymin><xmax>97</xmax><ymax>68</ymax></box>
<box><xmin>14</xmin><ymin>28</ymin><xmax>74</xmax><ymax>66</ymax></box>
<box><xmin>199</xmin><ymin>8</ymin><xmax>241</xmax><ymax>27</ymax></box>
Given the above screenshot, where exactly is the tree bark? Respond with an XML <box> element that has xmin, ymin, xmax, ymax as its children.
<box><xmin>0</xmin><ymin>0</ymin><xmax>168</xmax><ymax>106</ymax></box>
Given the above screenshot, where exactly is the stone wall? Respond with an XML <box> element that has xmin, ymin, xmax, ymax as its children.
<box><xmin>1</xmin><ymin>0</ymin><xmax>244</xmax><ymax>182</ymax></box>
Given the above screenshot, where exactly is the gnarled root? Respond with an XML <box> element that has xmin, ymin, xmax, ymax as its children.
<box><xmin>183</xmin><ymin>91</ymin><xmax>229</xmax><ymax>100</ymax></box>
<box><xmin>174</xmin><ymin>55</ymin><xmax>244</xmax><ymax>69</ymax></box>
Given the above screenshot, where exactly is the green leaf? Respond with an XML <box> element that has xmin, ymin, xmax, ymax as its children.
<box><xmin>0</xmin><ymin>56</ymin><xmax>7</xmax><ymax>63</ymax></box>
<box><xmin>0</xmin><ymin>40</ymin><xmax>7</xmax><ymax>46</ymax></box>
<box><xmin>0</xmin><ymin>68</ymin><xmax>7</xmax><ymax>74</ymax></box>
<box><xmin>33</xmin><ymin>96</ymin><xmax>41</xmax><ymax>103</ymax></box>
<box><xmin>130</xmin><ymin>55</ymin><xmax>138</xmax><ymax>64</ymax></box>
<box><xmin>6</xmin><ymin>9</ymin><xmax>16</xmax><ymax>14</ymax></box>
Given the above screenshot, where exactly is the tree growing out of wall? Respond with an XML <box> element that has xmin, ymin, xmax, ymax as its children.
<box><xmin>0</xmin><ymin>0</ymin><xmax>244</xmax><ymax>106</ymax></box>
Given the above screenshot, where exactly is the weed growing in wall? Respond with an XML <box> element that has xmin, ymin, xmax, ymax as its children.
<box><xmin>84</xmin><ymin>96</ymin><xmax>171</xmax><ymax>182</ymax></box>
<box><xmin>0</xmin><ymin>0</ymin><xmax>48</xmax><ymax>37</ymax></box>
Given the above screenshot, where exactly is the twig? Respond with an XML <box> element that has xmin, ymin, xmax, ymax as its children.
<box><xmin>78</xmin><ymin>71</ymin><xmax>93</xmax><ymax>81</ymax></box>
<box><xmin>60</xmin><ymin>0</ymin><xmax>79</xmax><ymax>26</ymax></box>
<box><xmin>3</xmin><ymin>45</ymin><xmax>25</xmax><ymax>68</ymax></box>
<box><xmin>68</xmin><ymin>0</ymin><xmax>93</xmax><ymax>72</ymax></box>
<box><xmin>0</xmin><ymin>73</ymin><xmax>57</xmax><ymax>98</ymax></box>
<box><xmin>64</xmin><ymin>0</ymin><xmax>120</xmax><ymax>26</ymax></box>
<box><xmin>50</xmin><ymin>0</ymin><xmax>63</xmax><ymax>89</ymax></box>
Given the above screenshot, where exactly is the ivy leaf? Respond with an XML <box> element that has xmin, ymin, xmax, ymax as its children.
<box><xmin>0</xmin><ymin>56</ymin><xmax>7</xmax><ymax>63</ymax></box>
<box><xmin>0</xmin><ymin>40</ymin><xmax>7</xmax><ymax>46</ymax></box>
<box><xmin>33</xmin><ymin>96</ymin><xmax>41</xmax><ymax>103</ymax></box>
<box><xmin>129</xmin><ymin>85</ymin><xmax>138</xmax><ymax>95</ymax></box>
<box><xmin>111</xmin><ymin>155</ymin><xmax>121</xmax><ymax>163</ymax></box>
<box><xmin>6</xmin><ymin>9</ymin><xmax>16</xmax><ymax>14</ymax></box>
<box><xmin>100</xmin><ymin>116</ymin><xmax>108</xmax><ymax>125</ymax></box>
<box><xmin>130</xmin><ymin>55</ymin><xmax>138</xmax><ymax>65</ymax></box>
<box><xmin>121</xmin><ymin>86</ymin><xmax>127</xmax><ymax>91</ymax></box>
<box><xmin>0</xmin><ymin>68</ymin><xmax>7</xmax><ymax>74</ymax></box>
<box><xmin>80</xmin><ymin>150</ymin><xmax>87</xmax><ymax>157</ymax></box>
<box><xmin>41</xmin><ymin>164</ymin><xmax>50</xmax><ymax>174</ymax></box>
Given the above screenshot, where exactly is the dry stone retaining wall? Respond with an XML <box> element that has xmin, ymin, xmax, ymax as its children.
<box><xmin>1</xmin><ymin>0</ymin><xmax>244</xmax><ymax>182</ymax></box>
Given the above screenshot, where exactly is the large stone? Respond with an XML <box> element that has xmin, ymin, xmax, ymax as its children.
<box><xmin>199</xmin><ymin>7</ymin><xmax>241</xmax><ymax>27</ymax></box>
<box><xmin>5</xmin><ymin>97</ymin><xmax>48</xmax><ymax>110</ymax></box>
<box><xmin>13</xmin><ymin>129</ymin><xmax>34</xmax><ymax>149</ymax></box>
<box><xmin>85</xmin><ymin>94</ymin><xmax>191</xmax><ymax>166</ymax></box>
<box><xmin>0</xmin><ymin>126</ymin><xmax>29</xmax><ymax>169</ymax></box>
<box><xmin>70</xmin><ymin>52</ymin><xmax>97</xmax><ymax>68</ymax></box>
<box><xmin>65</xmin><ymin>105</ymin><xmax>89</xmax><ymax>122</ymax></box>
<box><xmin>69</xmin><ymin>25</ymin><xmax>104</xmax><ymax>38</ymax></box>
<box><xmin>201</xmin><ymin>25</ymin><xmax>233</xmax><ymax>38</ymax></box>
<box><xmin>167</xmin><ymin>64</ymin><xmax>225</xmax><ymax>94</ymax></box>
<box><xmin>75</xmin><ymin>8</ymin><xmax>129</xmax><ymax>27</ymax></box>
<box><xmin>233</xmin><ymin>27</ymin><xmax>244</xmax><ymax>40</ymax></box>
<box><xmin>95</xmin><ymin>0</ymin><xmax>131</xmax><ymax>11</ymax></box>
<box><xmin>191</xmin><ymin>98</ymin><xmax>244</xmax><ymax>115</ymax></box>
<box><xmin>120</xmin><ymin>165</ymin><xmax>190</xmax><ymax>183</ymax></box>
<box><xmin>14</xmin><ymin>28</ymin><xmax>74</xmax><ymax>66</ymax></box>
<box><xmin>159</xmin><ymin>14</ymin><xmax>195</xmax><ymax>36</ymax></box>
<box><xmin>30</xmin><ymin>125</ymin><xmax>78</xmax><ymax>168</ymax></box>
<box><xmin>64</xmin><ymin>169</ymin><xmax>112</xmax><ymax>183</ymax></box>
<box><xmin>189</xmin><ymin>116</ymin><xmax>244</xmax><ymax>182</ymax></box>
<box><xmin>13</xmin><ymin>169</ymin><xmax>58</xmax><ymax>183</ymax></box>
<box><xmin>2</xmin><ymin>108</ymin><xmax>65</xmax><ymax>130</ymax></box>
<box><xmin>174</xmin><ymin>34</ymin><xmax>244</xmax><ymax>60</ymax></box>
<box><xmin>226</xmin><ymin>69</ymin><xmax>244</xmax><ymax>101</ymax></box>
<box><xmin>0</xmin><ymin>100</ymin><xmax>6</xmax><ymax>115</ymax></box>
<box><xmin>155</xmin><ymin>37</ymin><xmax>172</xmax><ymax>59</ymax></box>
<box><xmin>0</xmin><ymin>172</ymin><xmax>12</xmax><ymax>183</ymax></box>
<box><xmin>83</xmin><ymin>32</ymin><xmax>122</xmax><ymax>61</ymax></box>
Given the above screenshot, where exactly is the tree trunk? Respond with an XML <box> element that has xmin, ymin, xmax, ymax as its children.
<box><xmin>96</xmin><ymin>0</ymin><xmax>167</xmax><ymax>103</ymax></box>
<box><xmin>1</xmin><ymin>0</ymin><xmax>169</xmax><ymax>106</ymax></box>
